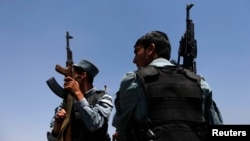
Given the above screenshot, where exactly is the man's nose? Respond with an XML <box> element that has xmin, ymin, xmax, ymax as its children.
<box><xmin>133</xmin><ymin>56</ymin><xmax>136</xmax><ymax>64</ymax></box>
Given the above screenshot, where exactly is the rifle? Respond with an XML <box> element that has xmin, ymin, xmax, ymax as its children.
<box><xmin>46</xmin><ymin>31</ymin><xmax>73</xmax><ymax>99</ymax></box>
<box><xmin>177</xmin><ymin>3</ymin><xmax>197</xmax><ymax>73</ymax></box>
<box><xmin>46</xmin><ymin>31</ymin><xmax>74</xmax><ymax>141</ymax></box>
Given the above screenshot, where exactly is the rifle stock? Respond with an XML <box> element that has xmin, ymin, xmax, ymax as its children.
<box><xmin>55</xmin><ymin>64</ymin><xmax>72</xmax><ymax>76</ymax></box>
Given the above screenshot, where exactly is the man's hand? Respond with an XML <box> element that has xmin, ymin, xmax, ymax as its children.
<box><xmin>52</xmin><ymin>108</ymin><xmax>67</xmax><ymax>135</ymax></box>
<box><xmin>112</xmin><ymin>132</ymin><xmax>118</xmax><ymax>141</ymax></box>
<box><xmin>64</xmin><ymin>76</ymin><xmax>83</xmax><ymax>100</ymax></box>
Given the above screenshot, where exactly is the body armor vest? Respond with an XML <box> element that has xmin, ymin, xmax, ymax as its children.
<box><xmin>134</xmin><ymin>65</ymin><xmax>207</xmax><ymax>141</ymax></box>
<box><xmin>71</xmin><ymin>90</ymin><xmax>110</xmax><ymax>141</ymax></box>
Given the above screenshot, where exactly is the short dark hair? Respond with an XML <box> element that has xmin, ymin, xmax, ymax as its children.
<box><xmin>134</xmin><ymin>30</ymin><xmax>171</xmax><ymax>60</ymax></box>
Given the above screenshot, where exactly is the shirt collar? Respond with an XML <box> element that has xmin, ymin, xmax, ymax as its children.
<box><xmin>85</xmin><ymin>87</ymin><xmax>97</xmax><ymax>96</ymax></box>
<box><xmin>149</xmin><ymin>58</ymin><xmax>174</xmax><ymax>67</ymax></box>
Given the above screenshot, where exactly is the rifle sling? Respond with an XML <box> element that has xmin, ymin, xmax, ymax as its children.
<box><xmin>56</xmin><ymin>94</ymin><xmax>74</xmax><ymax>141</ymax></box>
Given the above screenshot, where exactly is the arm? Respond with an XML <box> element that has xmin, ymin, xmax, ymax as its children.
<box><xmin>112</xmin><ymin>71</ymin><xmax>147</xmax><ymax>141</ymax></box>
<box><xmin>47</xmin><ymin>132</ymin><xmax>56</xmax><ymax>141</ymax></box>
<box><xmin>47</xmin><ymin>104</ymin><xmax>66</xmax><ymax>141</ymax></box>
<box><xmin>63</xmin><ymin>75</ymin><xmax>113</xmax><ymax>131</ymax></box>
<box><xmin>200</xmin><ymin>78</ymin><xmax>223</xmax><ymax>125</ymax></box>
<box><xmin>74</xmin><ymin>93</ymin><xmax>113</xmax><ymax>131</ymax></box>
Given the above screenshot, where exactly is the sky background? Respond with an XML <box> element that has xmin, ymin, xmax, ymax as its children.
<box><xmin>1</xmin><ymin>0</ymin><xmax>250</xmax><ymax>141</ymax></box>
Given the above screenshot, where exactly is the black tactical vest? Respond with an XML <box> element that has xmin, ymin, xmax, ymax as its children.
<box><xmin>134</xmin><ymin>65</ymin><xmax>207</xmax><ymax>141</ymax></box>
<box><xmin>71</xmin><ymin>90</ymin><xmax>111</xmax><ymax>141</ymax></box>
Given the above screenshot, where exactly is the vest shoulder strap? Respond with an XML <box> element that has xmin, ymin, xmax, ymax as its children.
<box><xmin>136</xmin><ymin>65</ymin><xmax>158</xmax><ymax>77</ymax></box>
<box><xmin>135</xmin><ymin>66</ymin><xmax>158</xmax><ymax>94</ymax></box>
<box><xmin>135</xmin><ymin>65</ymin><xmax>203</xmax><ymax>95</ymax></box>
<box><xmin>179</xmin><ymin>68</ymin><xmax>202</xmax><ymax>84</ymax></box>
<box><xmin>87</xmin><ymin>90</ymin><xmax>106</xmax><ymax>106</ymax></box>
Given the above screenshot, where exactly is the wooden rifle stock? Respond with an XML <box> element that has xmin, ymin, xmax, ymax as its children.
<box><xmin>55</xmin><ymin>64</ymin><xmax>72</xmax><ymax>76</ymax></box>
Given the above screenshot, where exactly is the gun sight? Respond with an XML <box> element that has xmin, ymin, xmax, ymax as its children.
<box><xmin>187</xmin><ymin>3</ymin><xmax>194</xmax><ymax>10</ymax></box>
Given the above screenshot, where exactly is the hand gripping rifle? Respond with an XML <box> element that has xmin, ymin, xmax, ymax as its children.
<box><xmin>177</xmin><ymin>3</ymin><xmax>197</xmax><ymax>73</ymax></box>
<box><xmin>46</xmin><ymin>31</ymin><xmax>74</xmax><ymax>141</ymax></box>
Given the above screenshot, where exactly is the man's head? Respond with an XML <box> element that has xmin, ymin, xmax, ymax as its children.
<box><xmin>133</xmin><ymin>30</ymin><xmax>171</xmax><ymax>68</ymax></box>
<box><xmin>73</xmin><ymin>59</ymin><xmax>99</xmax><ymax>84</ymax></box>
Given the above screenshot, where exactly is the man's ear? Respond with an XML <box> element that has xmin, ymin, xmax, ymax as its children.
<box><xmin>147</xmin><ymin>43</ymin><xmax>156</xmax><ymax>56</ymax></box>
<box><xmin>81</xmin><ymin>71</ymin><xmax>87</xmax><ymax>79</ymax></box>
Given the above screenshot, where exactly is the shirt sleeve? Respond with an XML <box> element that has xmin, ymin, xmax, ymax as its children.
<box><xmin>74</xmin><ymin>93</ymin><xmax>113</xmax><ymax>131</ymax></box>
<box><xmin>47</xmin><ymin>131</ymin><xmax>57</xmax><ymax>141</ymax></box>
<box><xmin>47</xmin><ymin>104</ymin><xmax>62</xmax><ymax>141</ymax></box>
<box><xmin>200</xmin><ymin>78</ymin><xmax>223</xmax><ymax>125</ymax></box>
<box><xmin>112</xmin><ymin>71</ymin><xmax>147</xmax><ymax>141</ymax></box>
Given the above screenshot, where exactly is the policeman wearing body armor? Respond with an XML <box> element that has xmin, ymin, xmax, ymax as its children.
<box><xmin>112</xmin><ymin>31</ymin><xmax>223</xmax><ymax>141</ymax></box>
<box><xmin>47</xmin><ymin>59</ymin><xmax>113</xmax><ymax>141</ymax></box>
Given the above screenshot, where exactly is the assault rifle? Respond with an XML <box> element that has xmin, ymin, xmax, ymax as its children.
<box><xmin>46</xmin><ymin>32</ymin><xmax>73</xmax><ymax>99</ymax></box>
<box><xmin>177</xmin><ymin>3</ymin><xmax>197</xmax><ymax>73</ymax></box>
<box><xmin>46</xmin><ymin>31</ymin><xmax>74</xmax><ymax>141</ymax></box>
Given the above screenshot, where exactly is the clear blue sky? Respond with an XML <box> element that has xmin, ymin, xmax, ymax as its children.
<box><xmin>1</xmin><ymin>1</ymin><xmax>250</xmax><ymax>141</ymax></box>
